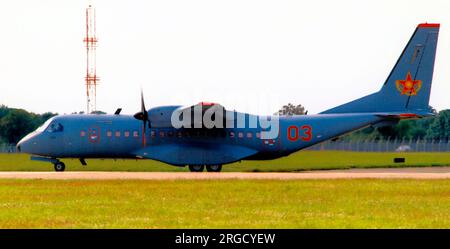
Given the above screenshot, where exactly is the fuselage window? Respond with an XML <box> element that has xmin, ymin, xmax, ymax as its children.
<box><xmin>115</xmin><ymin>131</ymin><xmax>121</xmax><ymax>137</ymax></box>
<box><xmin>133</xmin><ymin>131</ymin><xmax>139</xmax><ymax>137</ymax></box>
<box><xmin>247</xmin><ymin>132</ymin><xmax>253</xmax><ymax>138</ymax></box>
<box><xmin>80</xmin><ymin>131</ymin><xmax>86</xmax><ymax>137</ymax></box>
<box><xmin>107</xmin><ymin>131</ymin><xmax>112</xmax><ymax>137</ymax></box>
<box><xmin>229</xmin><ymin>131</ymin><xmax>235</xmax><ymax>138</ymax></box>
<box><xmin>124</xmin><ymin>131</ymin><xmax>130</xmax><ymax>137</ymax></box>
<box><xmin>256</xmin><ymin>132</ymin><xmax>261</xmax><ymax>139</ymax></box>
<box><xmin>176</xmin><ymin>131</ymin><xmax>182</xmax><ymax>138</ymax></box>
<box><xmin>168</xmin><ymin>131</ymin><xmax>174</xmax><ymax>137</ymax></box>
<box><xmin>238</xmin><ymin>132</ymin><xmax>244</xmax><ymax>138</ymax></box>
<box><xmin>159</xmin><ymin>131</ymin><xmax>165</xmax><ymax>137</ymax></box>
<box><xmin>150</xmin><ymin>130</ymin><xmax>156</xmax><ymax>138</ymax></box>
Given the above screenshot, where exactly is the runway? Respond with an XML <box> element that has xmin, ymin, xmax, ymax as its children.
<box><xmin>0</xmin><ymin>167</ymin><xmax>449</xmax><ymax>180</ymax></box>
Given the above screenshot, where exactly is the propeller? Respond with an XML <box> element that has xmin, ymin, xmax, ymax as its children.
<box><xmin>133</xmin><ymin>89</ymin><xmax>150</xmax><ymax>147</ymax></box>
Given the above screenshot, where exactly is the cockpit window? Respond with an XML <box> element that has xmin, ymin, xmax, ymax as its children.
<box><xmin>47</xmin><ymin>123</ymin><xmax>64</xmax><ymax>133</ymax></box>
<box><xmin>36</xmin><ymin>118</ymin><xmax>55</xmax><ymax>133</ymax></box>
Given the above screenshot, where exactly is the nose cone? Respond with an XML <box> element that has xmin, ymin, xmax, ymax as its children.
<box><xmin>17</xmin><ymin>132</ymin><xmax>37</xmax><ymax>154</ymax></box>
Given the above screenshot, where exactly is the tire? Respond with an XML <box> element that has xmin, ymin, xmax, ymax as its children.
<box><xmin>54</xmin><ymin>162</ymin><xmax>65</xmax><ymax>172</ymax></box>
<box><xmin>206</xmin><ymin>164</ymin><xmax>222</xmax><ymax>172</ymax></box>
<box><xmin>188</xmin><ymin>165</ymin><xmax>204</xmax><ymax>172</ymax></box>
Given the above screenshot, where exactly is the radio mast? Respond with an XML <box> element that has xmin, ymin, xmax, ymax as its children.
<box><xmin>84</xmin><ymin>4</ymin><xmax>99</xmax><ymax>114</ymax></box>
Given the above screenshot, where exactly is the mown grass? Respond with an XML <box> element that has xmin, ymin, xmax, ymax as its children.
<box><xmin>0</xmin><ymin>179</ymin><xmax>448</xmax><ymax>228</ymax></box>
<box><xmin>1</xmin><ymin>151</ymin><xmax>450</xmax><ymax>172</ymax></box>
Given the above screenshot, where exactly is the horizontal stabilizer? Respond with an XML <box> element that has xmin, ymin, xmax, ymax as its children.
<box><xmin>375</xmin><ymin>113</ymin><xmax>423</xmax><ymax>119</ymax></box>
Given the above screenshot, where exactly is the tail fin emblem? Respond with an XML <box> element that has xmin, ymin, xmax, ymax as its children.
<box><xmin>396</xmin><ymin>72</ymin><xmax>422</xmax><ymax>96</ymax></box>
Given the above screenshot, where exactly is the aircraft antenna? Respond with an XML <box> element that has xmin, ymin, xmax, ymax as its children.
<box><xmin>84</xmin><ymin>4</ymin><xmax>100</xmax><ymax>114</ymax></box>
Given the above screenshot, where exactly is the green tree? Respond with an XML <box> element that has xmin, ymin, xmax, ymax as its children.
<box><xmin>426</xmin><ymin>110</ymin><xmax>450</xmax><ymax>139</ymax></box>
<box><xmin>275</xmin><ymin>103</ymin><xmax>306</xmax><ymax>116</ymax></box>
<box><xmin>345</xmin><ymin>113</ymin><xmax>441</xmax><ymax>140</ymax></box>
<box><xmin>0</xmin><ymin>105</ymin><xmax>9</xmax><ymax>119</ymax></box>
<box><xmin>0</xmin><ymin>106</ymin><xmax>57</xmax><ymax>144</ymax></box>
<box><xmin>0</xmin><ymin>109</ymin><xmax>37</xmax><ymax>144</ymax></box>
<box><xmin>40</xmin><ymin>112</ymin><xmax>57</xmax><ymax>122</ymax></box>
<box><xmin>91</xmin><ymin>110</ymin><xmax>106</xmax><ymax>115</ymax></box>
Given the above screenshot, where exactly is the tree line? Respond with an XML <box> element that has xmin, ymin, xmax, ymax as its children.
<box><xmin>348</xmin><ymin>109</ymin><xmax>450</xmax><ymax>141</ymax></box>
<box><xmin>0</xmin><ymin>105</ymin><xmax>57</xmax><ymax>144</ymax></box>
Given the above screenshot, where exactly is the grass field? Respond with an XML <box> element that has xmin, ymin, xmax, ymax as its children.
<box><xmin>0</xmin><ymin>179</ymin><xmax>448</xmax><ymax>228</ymax></box>
<box><xmin>1</xmin><ymin>152</ymin><xmax>449</xmax><ymax>228</ymax></box>
<box><xmin>1</xmin><ymin>151</ymin><xmax>450</xmax><ymax>172</ymax></box>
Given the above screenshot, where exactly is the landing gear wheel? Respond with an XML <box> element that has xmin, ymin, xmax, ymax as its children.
<box><xmin>188</xmin><ymin>165</ymin><xmax>204</xmax><ymax>172</ymax></box>
<box><xmin>206</xmin><ymin>165</ymin><xmax>222</xmax><ymax>172</ymax></box>
<box><xmin>54</xmin><ymin>162</ymin><xmax>65</xmax><ymax>172</ymax></box>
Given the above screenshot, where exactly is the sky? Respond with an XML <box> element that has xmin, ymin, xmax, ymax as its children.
<box><xmin>0</xmin><ymin>0</ymin><xmax>449</xmax><ymax>115</ymax></box>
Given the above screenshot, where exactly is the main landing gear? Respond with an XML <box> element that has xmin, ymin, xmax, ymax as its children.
<box><xmin>188</xmin><ymin>165</ymin><xmax>204</xmax><ymax>172</ymax></box>
<box><xmin>188</xmin><ymin>164</ymin><xmax>222</xmax><ymax>172</ymax></box>
<box><xmin>206</xmin><ymin>165</ymin><xmax>222</xmax><ymax>172</ymax></box>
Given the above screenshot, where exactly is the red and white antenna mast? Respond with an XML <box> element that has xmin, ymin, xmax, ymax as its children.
<box><xmin>84</xmin><ymin>4</ymin><xmax>99</xmax><ymax>114</ymax></box>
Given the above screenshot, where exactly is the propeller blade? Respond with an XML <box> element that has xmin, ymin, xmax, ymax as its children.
<box><xmin>134</xmin><ymin>89</ymin><xmax>150</xmax><ymax>147</ymax></box>
<box><xmin>142</xmin><ymin>89</ymin><xmax>147</xmax><ymax>147</ymax></box>
<box><xmin>141</xmin><ymin>90</ymin><xmax>146</xmax><ymax>114</ymax></box>
<box><xmin>140</xmin><ymin>89</ymin><xmax>150</xmax><ymax>126</ymax></box>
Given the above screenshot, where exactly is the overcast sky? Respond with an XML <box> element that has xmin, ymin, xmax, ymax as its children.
<box><xmin>0</xmin><ymin>0</ymin><xmax>449</xmax><ymax>115</ymax></box>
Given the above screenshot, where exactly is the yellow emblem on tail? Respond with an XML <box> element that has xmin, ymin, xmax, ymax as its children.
<box><xmin>396</xmin><ymin>72</ymin><xmax>422</xmax><ymax>96</ymax></box>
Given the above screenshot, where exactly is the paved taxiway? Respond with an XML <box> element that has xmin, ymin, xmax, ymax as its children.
<box><xmin>0</xmin><ymin>167</ymin><xmax>449</xmax><ymax>180</ymax></box>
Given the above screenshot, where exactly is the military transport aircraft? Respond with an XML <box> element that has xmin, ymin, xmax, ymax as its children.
<box><xmin>17</xmin><ymin>23</ymin><xmax>440</xmax><ymax>172</ymax></box>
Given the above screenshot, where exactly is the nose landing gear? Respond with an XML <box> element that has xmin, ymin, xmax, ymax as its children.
<box><xmin>54</xmin><ymin>162</ymin><xmax>66</xmax><ymax>172</ymax></box>
<box><xmin>30</xmin><ymin>156</ymin><xmax>66</xmax><ymax>172</ymax></box>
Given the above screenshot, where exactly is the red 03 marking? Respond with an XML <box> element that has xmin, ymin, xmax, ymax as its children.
<box><xmin>287</xmin><ymin>125</ymin><xmax>312</xmax><ymax>142</ymax></box>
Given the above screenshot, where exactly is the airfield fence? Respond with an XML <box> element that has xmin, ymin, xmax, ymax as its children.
<box><xmin>308</xmin><ymin>138</ymin><xmax>450</xmax><ymax>152</ymax></box>
<box><xmin>2</xmin><ymin>139</ymin><xmax>450</xmax><ymax>153</ymax></box>
<box><xmin>0</xmin><ymin>144</ymin><xmax>17</xmax><ymax>153</ymax></box>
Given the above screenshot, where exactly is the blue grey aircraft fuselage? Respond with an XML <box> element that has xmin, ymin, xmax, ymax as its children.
<box><xmin>17</xmin><ymin>23</ymin><xmax>440</xmax><ymax>172</ymax></box>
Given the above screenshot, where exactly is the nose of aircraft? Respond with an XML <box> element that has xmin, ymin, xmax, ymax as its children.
<box><xmin>17</xmin><ymin>132</ymin><xmax>37</xmax><ymax>154</ymax></box>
